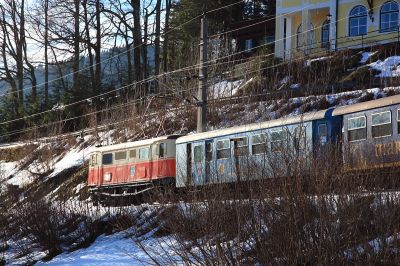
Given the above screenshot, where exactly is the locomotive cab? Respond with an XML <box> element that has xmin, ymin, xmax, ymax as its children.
<box><xmin>87</xmin><ymin>135</ymin><xmax>181</xmax><ymax>197</ymax></box>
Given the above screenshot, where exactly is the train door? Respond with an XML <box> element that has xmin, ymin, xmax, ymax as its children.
<box><xmin>186</xmin><ymin>143</ymin><xmax>192</xmax><ymax>186</ymax></box>
<box><xmin>193</xmin><ymin>143</ymin><xmax>205</xmax><ymax>186</ymax></box>
<box><xmin>205</xmin><ymin>140</ymin><xmax>213</xmax><ymax>184</ymax></box>
<box><xmin>89</xmin><ymin>153</ymin><xmax>101</xmax><ymax>186</ymax></box>
<box><xmin>231</xmin><ymin>137</ymin><xmax>248</xmax><ymax>182</ymax></box>
<box><xmin>314</xmin><ymin>121</ymin><xmax>328</xmax><ymax>146</ymax></box>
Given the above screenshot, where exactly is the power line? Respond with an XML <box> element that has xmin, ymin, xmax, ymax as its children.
<box><xmin>0</xmin><ymin>4</ymin><xmax>388</xmax><ymax>128</ymax></box>
<box><xmin>0</xmin><ymin>2</ymin><xmax>311</xmax><ymax>124</ymax></box>
<box><xmin>0</xmin><ymin>59</ymin><xmax>284</xmax><ymax>139</ymax></box>
<box><xmin>0</xmin><ymin>0</ymin><xmax>247</xmax><ymax>99</ymax></box>
<box><xmin>2</xmin><ymin>32</ymin><xmax>391</xmax><ymax>141</ymax></box>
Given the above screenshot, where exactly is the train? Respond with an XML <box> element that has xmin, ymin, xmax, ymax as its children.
<box><xmin>88</xmin><ymin>94</ymin><xmax>400</xmax><ymax>197</ymax></box>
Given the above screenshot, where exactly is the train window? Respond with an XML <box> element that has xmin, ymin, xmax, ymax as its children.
<box><xmin>90</xmin><ymin>154</ymin><xmax>97</xmax><ymax>166</ymax></box>
<box><xmin>398</xmin><ymin>109</ymin><xmax>400</xmax><ymax>133</ymax></box>
<box><xmin>294</xmin><ymin>126</ymin><xmax>306</xmax><ymax>151</ymax></box>
<box><xmin>371</xmin><ymin>111</ymin><xmax>391</xmax><ymax>138</ymax></box>
<box><xmin>159</xmin><ymin>143</ymin><xmax>166</xmax><ymax>158</ymax></box>
<box><xmin>252</xmin><ymin>134</ymin><xmax>267</xmax><ymax>155</ymax></box>
<box><xmin>129</xmin><ymin>149</ymin><xmax>136</xmax><ymax>158</ymax></box>
<box><xmin>194</xmin><ymin>145</ymin><xmax>203</xmax><ymax>163</ymax></box>
<box><xmin>270</xmin><ymin>129</ymin><xmax>287</xmax><ymax>152</ymax></box>
<box><xmin>139</xmin><ymin>147</ymin><xmax>150</xmax><ymax>160</ymax></box>
<box><xmin>318</xmin><ymin>124</ymin><xmax>327</xmax><ymax>145</ymax></box>
<box><xmin>206</xmin><ymin>142</ymin><xmax>213</xmax><ymax>162</ymax></box>
<box><xmin>115</xmin><ymin>151</ymin><xmax>127</xmax><ymax>161</ymax></box>
<box><xmin>217</xmin><ymin>139</ymin><xmax>231</xmax><ymax>159</ymax></box>
<box><xmin>102</xmin><ymin>153</ymin><xmax>113</xmax><ymax>165</ymax></box>
<box><xmin>348</xmin><ymin>116</ymin><xmax>366</xmax><ymax>141</ymax></box>
<box><xmin>236</xmin><ymin>137</ymin><xmax>249</xmax><ymax>156</ymax></box>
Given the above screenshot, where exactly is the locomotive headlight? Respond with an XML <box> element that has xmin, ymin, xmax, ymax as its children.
<box><xmin>103</xmin><ymin>173</ymin><xmax>112</xmax><ymax>182</ymax></box>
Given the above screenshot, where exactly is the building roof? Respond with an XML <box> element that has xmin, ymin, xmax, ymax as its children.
<box><xmin>176</xmin><ymin>110</ymin><xmax>327</xmax><ymax>144</ymax></box>
<box><xmin>332</xmin><ymin>94</ymin><xmax>400</xmax><ymax>116</ymax></box>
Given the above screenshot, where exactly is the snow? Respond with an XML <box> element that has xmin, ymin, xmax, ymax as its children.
<box><xmin>35</xmin><ymin>232</ymin><xmax>147</xmax><ymax>265</ymax></box>
<box><xmin>211</xmin><ymin>79</ymin><xmax>243</xmax><ymax>98</ymax></box>
<box><xmin>0</xmin><ymin>161</ymin><xmax>34</xmax><ymax>187</ymax></box>
<box><xmin>360</xmin><ymin>52</ymin><xmax>376</xmax><ymax>64</ymax></box>
<box><xmin>290</xmin><ymin>83</ymin><xmax>301</xmax><ymax>89</ymax></box>
<box><xmin>49</xmin><ymin>145</ymin><xmax>92</xmax><ymax>178</ymax></box>
<box><xmin>369</xmin><ymin>56</ymin><xmax>400</xmax><ymax>77</ymax></box>
<box><xmin>305</xmin><ymin>56</ymin><xmax>332</xmax><ymax>67</ymax></box>
<box><xmin>35</xmin><ymin>232</ymin><xmax>173</xmax><ymax>266</ymax></box>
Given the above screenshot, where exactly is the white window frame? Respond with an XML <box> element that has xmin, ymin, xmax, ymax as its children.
<box><xmin>348</xmin><ymin>116</ymin><xmax>367</xmax><ymax>142</ymax></box>
<box><xmin>349</xmin><ymin>5</ymin><xmax>368</xmax><ymax>37</ymax></box>
<box><xmin>114</xmin><ymin>151</ymin><xmax>127</xmax><ymax>161</ymax></box>
<box><xmin>90</xmin><ymin>154</ymin><xmax>97</xmax><ymax>166</ymax></box>
<box><xmin>193</xmin><ymin>145</ymin><xmax>203</xmax><ymax>163</ymax></box>
<box><xmin>397</xmin><ymin>109</ymin><xmax>400</xmax><ymax>134</ymax></box>
<box><xmin>159</xmin><ymin>143</ymin><xmax>166</xmax><ymax>158</ymax></box>
<box><xmin>139</xmin><ymin>147</ymin><xmax>150</xmax><ymax>160</ymax></box>
<box><xmin>216</xmin><ymin>139</ymin><xmax>231</xmax><ymax>160</ymax></box>
<box><xmin>102</xmin><ymin>153</ymin><xmax>113</xmax><ymax>165</ymax></box>
<box><xmin>236</xmin><ymin>137</ymin><xmax>248</xmax><ymax>147</ymax></box>
<box><xmin>252</xmin><ymin>134</ymin><xmax>266</xmax><ymax>145</ymax></box>
<box><xmin>270</xmin><ymin>129</ymin><xmax>287</xmax><ymax>152</ymax></box>
<box><xmin>398</xmin><ymin>109</ymin><xmax>400</xmax><ymax>122</ymax></box>
<box><xmin>251</xmin><ymin>133</ymin><xmax>267</xmax><ymax>155</ymax></box>
<box><xmin>129</xmin><ymin>149</ymin><xmax>136</xmax><ymax>159</ymax></box>
<box><xmin>371</xmin><ymin>111</ymin><xmax>392</xmax><ymax>138</ymax></box>
<box><xmin>380</xmin><ymin>1</ymin><xmax>399</xmax><ymax>33</ymax></box>
<box><xmin>235</xmin><ymin>137</ymin><xmax>249</xmax><ymax>157</ymax></box>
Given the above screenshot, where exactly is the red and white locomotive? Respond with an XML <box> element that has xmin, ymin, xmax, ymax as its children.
<box><xmin>88</xmin><ymin>135</ymin><xmax>181</xmax><ymax>196</ymax></box>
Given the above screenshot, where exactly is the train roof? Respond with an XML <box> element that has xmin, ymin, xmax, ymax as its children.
<box><xmin>332</xmin><ymin>94</ymin><xmax>400</xmax><ymax>116</ymax></box>
<box><xmin>176</xmin><ymin>110</ymin><xmax>327</xmax><ymax>144</ymax></box>
<box><xmin>92</xmin><ymin>135</ymin><xmax>181</xmax><ymax>153</ymax></box>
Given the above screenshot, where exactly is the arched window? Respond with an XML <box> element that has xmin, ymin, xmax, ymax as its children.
<box><xmin>297</xmin><ymin>23</ymin><xmax>315</xmax><ymax>49</ymax></box>
<box><xmin>321</xmin><ymin>20</ymin><xmax>330</xmax><ymax>48</ymax></box>
<box><xmin>297</xmin><ymin>24</ymin><xmax>302</xmax><ymax>48</ymax></box>
<box><xmin>380</xmin><ymin>1</ymin><xmax>399</xmax><ymax>32</ymax></box>
<box><xmin>349</xmin><ymin>5</ymin><xmax>368</xmax><ymax>36</ymax></box>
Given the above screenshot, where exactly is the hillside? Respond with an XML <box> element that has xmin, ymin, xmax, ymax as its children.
<box><xmin>2</xmin><ymin>47</ymin><xmax>400</xmax><ymax>264</ymax></box>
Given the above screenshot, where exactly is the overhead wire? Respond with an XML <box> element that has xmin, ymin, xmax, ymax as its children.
<box><xmin>0</xmin><ymin>3</ymin><xmax>389</xmax><ymax>136</ymax></box>
<box><xmin>0</xmin><ymin>0</ymin><xmax>247</xmax><ymax>99</ymax></box>
<box><xmin>0</xmin><ymin>1</ymin><xmax>317</xmax><ymax>125</ymax></box>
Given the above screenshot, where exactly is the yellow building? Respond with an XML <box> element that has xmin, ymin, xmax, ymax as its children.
<box><xmin>275</xmin><ymin>0</ymin><xmax>400</xmax><ymax>59</ymax></box>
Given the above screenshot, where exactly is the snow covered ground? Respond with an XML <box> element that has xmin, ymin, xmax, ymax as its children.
<box><xmin>369</xmin><ymin>56</ymin><xmax>400</xmax><ymax>77</ymax></box>
<box><xmin>35</xmin><ymin>232</ymin><xmax>153</xmax><ymax>266</ymax></box>
<box><xmin>1</xmin><ymin>80</ymin><xmax>400</xmax><ymax>264</ymax></box>
<box><xmin>211</xmin><ymin>79</ymin><xmax>243</xmax><ymax>98</ymax></box>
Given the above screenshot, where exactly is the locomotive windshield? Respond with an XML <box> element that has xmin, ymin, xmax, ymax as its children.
<box><xmin>102</xmin><ymin>153</ymin><xmax>113</xmax><ymax>165</ymax></box>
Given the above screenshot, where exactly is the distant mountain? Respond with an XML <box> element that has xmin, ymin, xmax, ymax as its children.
<box><xmin>0</xmin><ymin>45</ymin><xmax>155</xmax><ymax>101</ymax></box>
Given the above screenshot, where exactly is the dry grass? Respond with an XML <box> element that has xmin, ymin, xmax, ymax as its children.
<box><xmin>131</xmin><ymin>145</ymin><xmax>400</xmax><ymax>265</ymax></box>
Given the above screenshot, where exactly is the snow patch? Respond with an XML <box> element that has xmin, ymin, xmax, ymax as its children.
<box><xmin>360</xmin><ymin>51</ymin><xmax>377</xmax><ymax>64</ymax></box>
<box><xmin>306</xmin><ymin>56</ymin><xmax>332</xmax><ymax>67</ymax></box>
<box><xmin>369</xmin><ymin>56</ymin><xmax>400</xmax><ymax>77</ymax></box>
<box><xmin>0</xmin><ymin>161</ymin><xmax>34</xmax><ymax>187</ymax></box>
<box><xmin>211</xmin><ymin>79</ymin><xmax>243</xmax><ymax>98</ymax></box>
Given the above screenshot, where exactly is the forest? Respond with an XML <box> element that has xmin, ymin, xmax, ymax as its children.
<box><xmin>0</xmin><ymin>0</ymin><xmax>274</xmax><ymax>139</ymax></box>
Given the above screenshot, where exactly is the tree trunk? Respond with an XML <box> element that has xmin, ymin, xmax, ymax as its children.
<box><xmin>82</xmin><ymin>0</ymin><xmax>95</xmax><ymax>93</ymax></box>
<box><xmin>162</xmin><ymin>0</ymin><xmax>171</xmax><ymax>73</ymax></box>
<box><xmin>131</xmin><ymin>0</ymin><xmax>142</xmax><ymax>83</ymax></box>
<box><xmin>154</xmin><ymin>0</ymin><xmax>161</xmax><ymax>92</ymax></box>
<box><xmin>73</xmin><ymin>0</ymin><xmax>80</xmax><ymax>94</ymax></box>
<box><xmin>95</xmin><ymin>0</ymin><xmax>102</xmax><ymax>92</ymax></box>
<box><xmin>44</xmin><ymin>0</ymin><xmax>49</xmax><ymax>108</ymax></box>
<box><xmin>15</xmin><ymin>0</ymin><xmax>25</xmax><ymax>109</ymax></box>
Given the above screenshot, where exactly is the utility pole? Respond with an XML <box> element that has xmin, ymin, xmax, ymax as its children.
<box><xmin>197</xmin><ymin>12</ymin><xmax>208</xmax><ymax>133</ymax></box>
